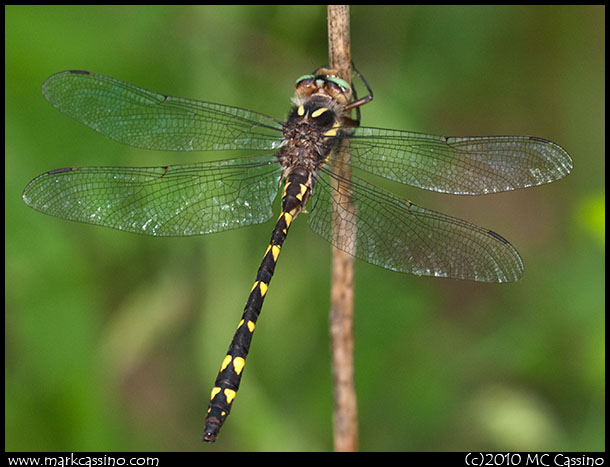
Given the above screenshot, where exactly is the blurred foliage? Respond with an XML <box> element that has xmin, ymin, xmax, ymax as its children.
<box><xmin>5</xmin><ymin>5</ymin><xmax>604</xmax><ymax>452</ymax></box>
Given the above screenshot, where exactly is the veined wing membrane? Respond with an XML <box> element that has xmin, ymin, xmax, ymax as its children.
<box><xmin>337</xmin><ymin>127</ymin><xmax>573</xmax><ymax>195</ymax></box>
<box><xmin>42</xmin><ymin>70</ymin><xmax>284</xmax><ymax>152</ymax></box>
<box><xmin>308</xmin><ymin>169</ymin><xmax>524</xmax><ymax>282</ymax></box>
<box><xmin>23</xmin><ymin>156</ymin><xmax>282</xmax><ymax>237</ymax></box>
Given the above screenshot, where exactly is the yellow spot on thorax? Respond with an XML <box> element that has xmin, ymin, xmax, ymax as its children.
<box><xmin>325</xmin><ymin>121</ymin><xmax>340</xmax><ymax>138</ymax></box>
<box><xmin>311</xmin><ymin>107</ymin><xmax>328</xmax><ymax>118</ymax></box>
<box><xmin>297</xmin><ymin>105</ymin><xmax>305</xmax><ymax>116</ymax></box>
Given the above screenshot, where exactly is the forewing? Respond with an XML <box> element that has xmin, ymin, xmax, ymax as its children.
<box><xmin>339</xmin><ymin>127</ymin><xmax>573</xmax><ymax>194</ymax></box>
<box><xmin>42</xmin><ymin>70</ymin><xmax>284</xmax><ymax>152</ymax></box>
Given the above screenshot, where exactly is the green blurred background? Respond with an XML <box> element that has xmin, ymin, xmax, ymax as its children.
<box><xmin>5</xmin><ymin>5</ymin><xmax>604</xmax><ymax>452</ymax></box>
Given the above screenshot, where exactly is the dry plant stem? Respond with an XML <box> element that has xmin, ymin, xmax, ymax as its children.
<box><xmin>327</xmin><ymin>4</ymin><xmax>358</xmax><ymax>453</ymax></box>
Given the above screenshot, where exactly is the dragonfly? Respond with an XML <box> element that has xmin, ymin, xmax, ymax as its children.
<box><xmin>23</xmin><ymin>68</ymin><xmax>573</xmax><ymax>442</ymax></box>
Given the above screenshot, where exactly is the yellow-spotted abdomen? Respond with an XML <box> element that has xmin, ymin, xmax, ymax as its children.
<box><xmin>203</xmin><ymin>169</ymin><xmax>313</xmax><ymax>442</ymax></box>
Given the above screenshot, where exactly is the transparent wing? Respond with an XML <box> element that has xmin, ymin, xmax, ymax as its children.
<box><xmin>336</xmin><ymin>127</ymin><xmax>573</xmax><ymax>194</ymax></box>
<box><xmin>308</xmin><ymin>168</ymin><xmax>524</xmax><ymax>283</ymax></box>
<box><xmin>42</xmin><ymin>70</ymin><xmax>284</xmax><ymax>152</ymax></box>
<box><xmin>23</xmin><ymin>156</ymin><xmax>282</xmax><ymax>237</ymax></box>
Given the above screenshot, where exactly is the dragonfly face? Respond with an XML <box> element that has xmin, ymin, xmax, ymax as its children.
<box><xmin>23</xmin><ymin>68</ymin><xmax>573</xmax><ymax>442</ymax></box>
<box><xmin>293</xmin><ymin>67</ymin><xmax>353</xmax><ymax>106</ymax></box>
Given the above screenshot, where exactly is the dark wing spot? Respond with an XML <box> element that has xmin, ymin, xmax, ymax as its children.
<box><xmin>487</xmin><ymin>230</ymin><xmax>510</xmax><ymax>244</ymax></box>
<box><xmin>48</xmin><ymin>167</ymin><xmax>76</xmax><ymax>174</ymax></box>
<box><xmin>529</xmin><ymin>136</ymin><xmax>551</xmax><ymax>143</ymax></box>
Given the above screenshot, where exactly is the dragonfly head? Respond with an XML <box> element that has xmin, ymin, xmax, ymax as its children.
<box><xmin>294</xmin><ymin>67</ymin><xmax>352</xmax><ymax>107</ymax></box>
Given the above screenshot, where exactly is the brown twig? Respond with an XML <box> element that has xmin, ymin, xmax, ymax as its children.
<box><xmin>327</xmin><ymin>5</ymin><xmax>358</xmax><ymax>453</ymax></box>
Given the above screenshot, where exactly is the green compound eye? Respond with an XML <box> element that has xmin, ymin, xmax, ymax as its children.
<box><xmin>295</xmin><ymin>74</ymin><xmax>351</xmax><ymax>93</ymax></box>
<box><xmin>295</xmin><ymin>74</ymin><xmax>315</xmax><ymax>85</ymax></box>
<box><xmin>325</xmin><ymin>76</ymin><xmax>351</xmax><ymax>92</ymax></box>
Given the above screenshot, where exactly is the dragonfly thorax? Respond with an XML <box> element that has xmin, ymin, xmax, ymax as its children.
<box><xmin>278</xmin><ymin>95</ymin><xmax>340</xmax><ymax>175</ymax></box>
